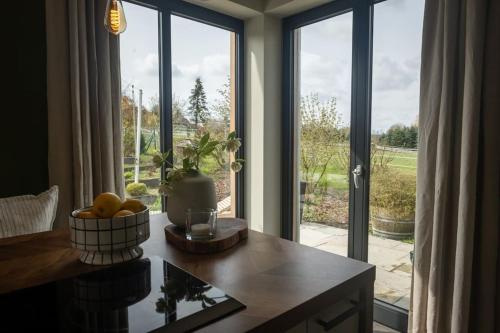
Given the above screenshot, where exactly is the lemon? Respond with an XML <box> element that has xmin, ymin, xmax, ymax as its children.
<box><xmin>113</xmin><ymin>210</ymin><xmax>134</xmax><ymax>217</ymax></box>
<box><xmin>92</xmin><ymin>192</ymin><xmax>122</xmax><ymax>218</ymax></box>
<box><xmin>120</xmin><ymin>198</ymin><xmax>146</xmax><ymax>213</ymax></box>
<box><xmin>76</xmin><ymin>211</ymin><xmax>98</xmax><ymax>219</ymax></box>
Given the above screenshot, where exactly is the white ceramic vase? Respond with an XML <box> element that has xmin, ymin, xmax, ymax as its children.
<box><xmin>166</xmin><ymin>172</ymin><xmax>217</xmax><ymax>228</ymax></box>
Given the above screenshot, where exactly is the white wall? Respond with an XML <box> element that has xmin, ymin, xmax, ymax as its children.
<box><xmin>244</xmin><ymin>15</ymin><xmax>282</xmax><ymax>236</ymax></box>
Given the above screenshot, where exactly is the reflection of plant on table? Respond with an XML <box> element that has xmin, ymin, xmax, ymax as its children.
<box><xmin>153</xmin><ymin>131</ymin><xmax>244</xmax><ymax>196</ymax></box>
<box><xmin>155</xmin><ymin>272</ymin><xmax>218</xmax><ymax>313</ymax></box>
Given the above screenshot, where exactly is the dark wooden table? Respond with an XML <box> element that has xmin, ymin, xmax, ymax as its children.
<box><xmin>0</xmin><ymin>214</ymin><xmax>375</xmax><ymax>332</ymax></box>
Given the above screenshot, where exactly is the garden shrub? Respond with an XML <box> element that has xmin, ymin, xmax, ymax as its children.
<box><xmin>124</xmin><ymin>171</ymin><xmax>134</xmax><ymax>180</ymax></box>
<box><xmin>126</xmin><ymin>182</ymin><xmax>148</xmax><ymax>196</ymax></box>
<box><xmin>371</xmin><ymin>170</ymin><xmax>416</xmax><ymax>219</ymax></box>
<box><xmin>300</xmin><ymin>93</ymin><xmax>347</xmax><ymax>196</ymax></box>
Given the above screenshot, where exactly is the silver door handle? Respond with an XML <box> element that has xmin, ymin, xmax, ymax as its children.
<box><xmin>352</xmin><ymin>165</ymin><xmax>363</xmax><ymax>189</ymax></box>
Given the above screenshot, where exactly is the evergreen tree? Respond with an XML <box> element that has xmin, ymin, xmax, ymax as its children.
<box><xmin>380</xmin><ymin>124</ymin><xmax>418</xmax><ymax>148</ymax></box>
<box><xmin>188</xmin><ymin>77</ymin><xmax>209</xmax><ymax>128</ymax></box>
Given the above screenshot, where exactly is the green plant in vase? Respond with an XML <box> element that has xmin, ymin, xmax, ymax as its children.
<box><xmin>153</xmin><ymin>131</ymin><xmax>243</xmax><ymax>228</ymax></box>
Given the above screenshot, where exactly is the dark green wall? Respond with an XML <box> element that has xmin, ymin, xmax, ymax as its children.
<box><xmin>0</xmin><ymin>1</ymin><xmax>48</xmax><ymax>197</ymax></box>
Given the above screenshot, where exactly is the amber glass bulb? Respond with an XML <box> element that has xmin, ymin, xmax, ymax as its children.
<box><xmin>104</xmin><ymin>0</ymin><xmax>127</xmax><ymax>35</ymax></box>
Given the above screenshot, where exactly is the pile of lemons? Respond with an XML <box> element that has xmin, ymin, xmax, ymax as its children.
<box><xmin>76</xmin><ymin>192</ymin><xmax>146</xmax><ymax>219</ymax></box>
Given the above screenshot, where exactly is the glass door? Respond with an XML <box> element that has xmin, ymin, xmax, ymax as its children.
<box><xmin>283</xmin><ymin>0</ymin><xmax>424</xmax><ymax>330</ymax></box>
<box><xmin>369</xmin><ymin>0</ymin><xmax>424</xmax><ymax>314</ymax></box>
<box><xmin>295</xmin><ymin>13</ymin><xmax>353</xmax><ymax>257</ymax></box>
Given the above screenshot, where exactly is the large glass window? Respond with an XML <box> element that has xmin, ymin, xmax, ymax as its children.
<box><xmin>171</xmin><ymin>16</ymin><xmax>237</xmax><ymax>217</ymax></box>
<box><xmin>120</xmin><ymin>3</ymin><xmax>161</xmax><ymax>212</ymax></box>
<box><xmin>119</xmin><ymin>1</ymin><xmax>243</xmax><ymax>216</ymax></box>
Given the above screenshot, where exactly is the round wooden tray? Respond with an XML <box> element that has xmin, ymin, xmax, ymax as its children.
<box><xmin>164</xmin><ymin>218</ymin><xmax>248</xmax><ymax>254</ymax></box>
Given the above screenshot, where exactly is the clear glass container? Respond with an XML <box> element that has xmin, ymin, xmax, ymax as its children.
<box><xmin>185</xmin><ymin>208</ymin><xmax>217</xmax><ymax>240</ymax></box>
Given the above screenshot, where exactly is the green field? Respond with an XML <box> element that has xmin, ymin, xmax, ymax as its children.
<box><xmin>312</xmin><ymin>148</ymin><xmax>417</xmax><ymax>191</ymax></box>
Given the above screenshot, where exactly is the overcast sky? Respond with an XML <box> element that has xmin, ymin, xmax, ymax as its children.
<box><xmin>300</xmin><ymin>0</ymin><xmax>424</xmax><ymax>132</ymax></box>
<box><xmin>120</xmin><ymin>3</ymin><xmax>230</xmax><ymax>111</ymax></box>
<box><xmin>120</xmin><ymin>0</ymin><xmax>424</xmax><ymax>132</ymax></box>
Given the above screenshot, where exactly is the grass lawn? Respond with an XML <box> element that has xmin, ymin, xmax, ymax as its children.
<box><xmin>307</xmin><ymin>149</ymin><xmax>417</xmax><ymax>191</ymax></box>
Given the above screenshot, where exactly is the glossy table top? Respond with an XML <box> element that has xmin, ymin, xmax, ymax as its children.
<box><xmin>0</xmin><ymin>214</ymin><xmax>375</xmax><ymax>332</ymax></box>
<box><xmin>0</xmin><ymin>256</ymin><xmax>244</xmax><ymax>332</ymax></box>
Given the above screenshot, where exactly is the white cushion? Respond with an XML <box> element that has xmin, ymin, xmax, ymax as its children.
<box><xmin>0</xmin><ymin>186</ymin><xmax>59</xmax><ymax>238</ymax></box>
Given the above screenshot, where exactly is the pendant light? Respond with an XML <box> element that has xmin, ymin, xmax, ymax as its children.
<box><xmin>104</xmin><ymin>0</ymin><xmax>127</xmax><ymax>35</ymax></box>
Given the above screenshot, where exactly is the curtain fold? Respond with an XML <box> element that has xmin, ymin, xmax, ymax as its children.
<box><xmin>46</xmin><ymin>0</ymin><xmax>124</xmax><ymax>229</ymax></box>
<box><xmin>411</xmin><ymin>0</ymin><xmax>500</xmax><ymax>331</ymax></box>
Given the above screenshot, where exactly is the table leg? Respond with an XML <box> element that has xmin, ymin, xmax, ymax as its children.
<box><xmin>359</xmin><ymin>283</ymin><xmax>374</xmax><ymax>333</ymax></box>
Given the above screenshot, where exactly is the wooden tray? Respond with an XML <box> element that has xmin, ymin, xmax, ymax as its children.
<box><xmin>164</xmin><ymin>218</ymin><xmax>248</xmax><ymax>254</ymax></box>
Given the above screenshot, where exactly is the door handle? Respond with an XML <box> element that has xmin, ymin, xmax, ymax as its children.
<box><xmin>352</xmin><ymin>165</ymin><xmax>363</xmax><ymax>189</ymax></box>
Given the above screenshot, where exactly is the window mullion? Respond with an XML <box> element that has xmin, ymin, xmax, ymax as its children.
<box><xmin>348</xmin><ymin>0</ymin><xmax>373</xmax><ymax>262</ymax></box>
<box><xmin>158</xmin><ymin>9</ymin><xmax>173</xmax><ymax>212</ymax></box>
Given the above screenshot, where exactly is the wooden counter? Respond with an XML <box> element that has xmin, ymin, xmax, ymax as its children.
<box><xmin>0</xmin><ymin>214</ymin><xmax>375</xmax><ymax>332</ymax></box>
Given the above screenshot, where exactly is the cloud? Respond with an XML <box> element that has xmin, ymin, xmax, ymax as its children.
<box><xmin>133</xmin><ymin>52</ymin><xmax>229</xmax><ymax>82</ymax></box>
<box><xmin>172</xmin><ymin>63</ymin><xmax>199</xmax><ymax>78</ymax></box>
<box><xmin>135</xmin><ymin>53</ymin><xmax>158</xmax><ymax>77</ymax></box>
<box><xmin>170</xmin><ymin>54</ymin><xmax>230</xmax><ymax>104</ymax></box>
<box><xmin>321</xmin><ymin>14</ymin><xmax>353</xmax><ymax>42</ymax></box>
<box><xmin>372</xmin><ymin>56</ymin><xmax>419</xmax><ymax>91</ymax></box>
<box><xmin>172</xmin><ymin>54</ymin><xmax>229</xmax><ymax>79</ymax></box>
<box><xmin>201</xmin><ymin>54</ymin><xmax>230</xmax><ymax>76</ymax></box>
<box><xmin>299</xmin><ymin>51</ymin><xmax>352</xmax><ymax>122</ymax></box>
<box><xmin>382</xmin><ymin>0</ymin><xmax>408</xmax><ymax>9</ymax></box>
<box><xmin>300</xmin><ymin>52</ymin><xmax>350</xmax><ymax>94</ymax></box>
<box><xmin>298</xmin><ymin>51</ymin><xmax>420</xmax><ymax>130</ymax></box>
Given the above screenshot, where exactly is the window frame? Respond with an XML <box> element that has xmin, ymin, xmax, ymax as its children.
<box><xmin>123</xmin><ymin>0</ymin><xmax>245</xmax><ymax>218</ymax></box>
<box><xmin>282</xmin><ymin>0</ymin><xmax>409</xmax><ymax>330</ymax></box>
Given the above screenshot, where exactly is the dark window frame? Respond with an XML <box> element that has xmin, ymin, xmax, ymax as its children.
<box><xmin>123</xmin><ymin>0</ymin><xmax>245</xmax><ymax>218</ymax></box>
<box><xmin>282</xmin><ymin>0</ymin><xmax>408</xmax><ymax>330</ymax></box>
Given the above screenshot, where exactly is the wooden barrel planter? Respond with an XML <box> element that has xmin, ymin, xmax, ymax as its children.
<box><xmin>371</xmin><ymin>214</ymin><xmax>414</xmax><ymax>240</ymax></box>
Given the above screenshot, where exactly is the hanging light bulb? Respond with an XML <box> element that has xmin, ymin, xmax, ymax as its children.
<box><xmin>104</xmin><ymin>0</ymin><xmax>127</xmax><ymax>35</ymax></box>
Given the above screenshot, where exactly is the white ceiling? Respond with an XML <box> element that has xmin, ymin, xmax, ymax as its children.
<box><xmin>184</xmin><ymin>0</ymin><xmax>333</xmax><ymax>19</ymax></box>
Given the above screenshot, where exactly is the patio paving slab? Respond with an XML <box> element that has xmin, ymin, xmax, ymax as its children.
<box><xmin>300</xmin><ymin>222</ymin><xmax>413</xmax><ymax>310</ymax></box>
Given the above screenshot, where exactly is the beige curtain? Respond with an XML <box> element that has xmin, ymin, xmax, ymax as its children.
<box><xmin>46</xmin><ymin>0</ymin><xmax>124</xmax><ymax>229</ymax></box>
<box><xmin>411</xmin><ymin>0</ymin><xmax>500</xmax><ymax>332</ymax></box>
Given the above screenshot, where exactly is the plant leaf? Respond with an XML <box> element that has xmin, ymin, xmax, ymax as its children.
<box><xmin>201</xmin><ymin>141</ymin><xmax>219</xmax><ymax>156</ymax></box>
<box><xmin>203</xmin><ymin>295</ymin><xmax>217</xmax><ymax>305</ymax></box>
<box><xmin>163</xmin><ymin>149</ymin><xmax>172</xmax><ymax>159</ymax></box>
<box><xmin>199</xmin><ymin>133</ymin><xmax>210</xmax><ymax>149</ymax></box>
